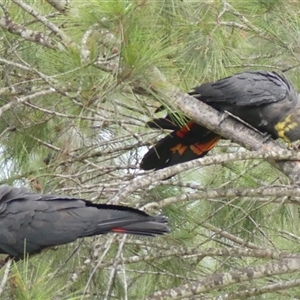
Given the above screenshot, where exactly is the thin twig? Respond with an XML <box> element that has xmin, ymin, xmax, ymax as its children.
<box><xmin>0</xmin><ymin>259</ymin><xmax>12</xmax><ymax>296</ymax></box>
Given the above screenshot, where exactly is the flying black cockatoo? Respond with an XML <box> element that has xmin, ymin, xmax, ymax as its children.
<box><xmin>0</xmin><ymin>185</ymin><xmax>169</xmax><ymax>259</ymax></box>
<box><xmin>141</xmin><ymin>70</ymin><xmax>299</xmax><ymax>170</ymax></box>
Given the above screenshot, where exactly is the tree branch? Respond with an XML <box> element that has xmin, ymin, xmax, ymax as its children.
<box><xmin>143</xmin><ymin>185</ymin><xmax>300</xmax><ymax>210</ymax></box>
<box><xmin>11</xmin><ymin>0</ymin><xmax>75</xmax><ymax>48</ymax></box>
<box><xmin>0</xmin><ymin>7</ymin><xmax>57</xmax><ymax>49</ymax></box>
<box><xmin>146</xmin><ymin>257</ymin><xmax>300</xmax><ymax>299</ymax></box>
<box><xmin>110</xmin><ymin>150</ymin><xmax>300</xmax><ymax>204</ymax></box>
<box><xmin>203</xmin><ymin>278</ymin><xmax>300</xmax><ymax>300</ymax></box>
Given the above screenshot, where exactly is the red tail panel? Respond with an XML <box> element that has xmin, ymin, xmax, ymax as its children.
<box><xmin>141</xmin><ymin>120</ymin><xmax>220</xmax><ymax>170</ymax></box>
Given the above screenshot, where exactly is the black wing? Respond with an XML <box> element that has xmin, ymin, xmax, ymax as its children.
<box><xmin>190</xmin><ymin>70</ymin><xmax>295</xmax><ymax>106</ymax></box>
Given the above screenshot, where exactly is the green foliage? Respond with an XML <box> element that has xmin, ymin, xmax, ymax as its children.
<box><xmin>1</xmin><ymin>0</ymin><xmax>300</xmax><ymax>299</ymax></box>
<box><xmin>2</xmin><ymin>258</ymin><xmax>81</xmax><ymax>300</ymax></box>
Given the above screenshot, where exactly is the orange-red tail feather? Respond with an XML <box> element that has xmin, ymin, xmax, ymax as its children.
<box><xmin>141</xmin><ymin>120</ymin><xmax>220</xmax><ymax>170</ymax></box>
